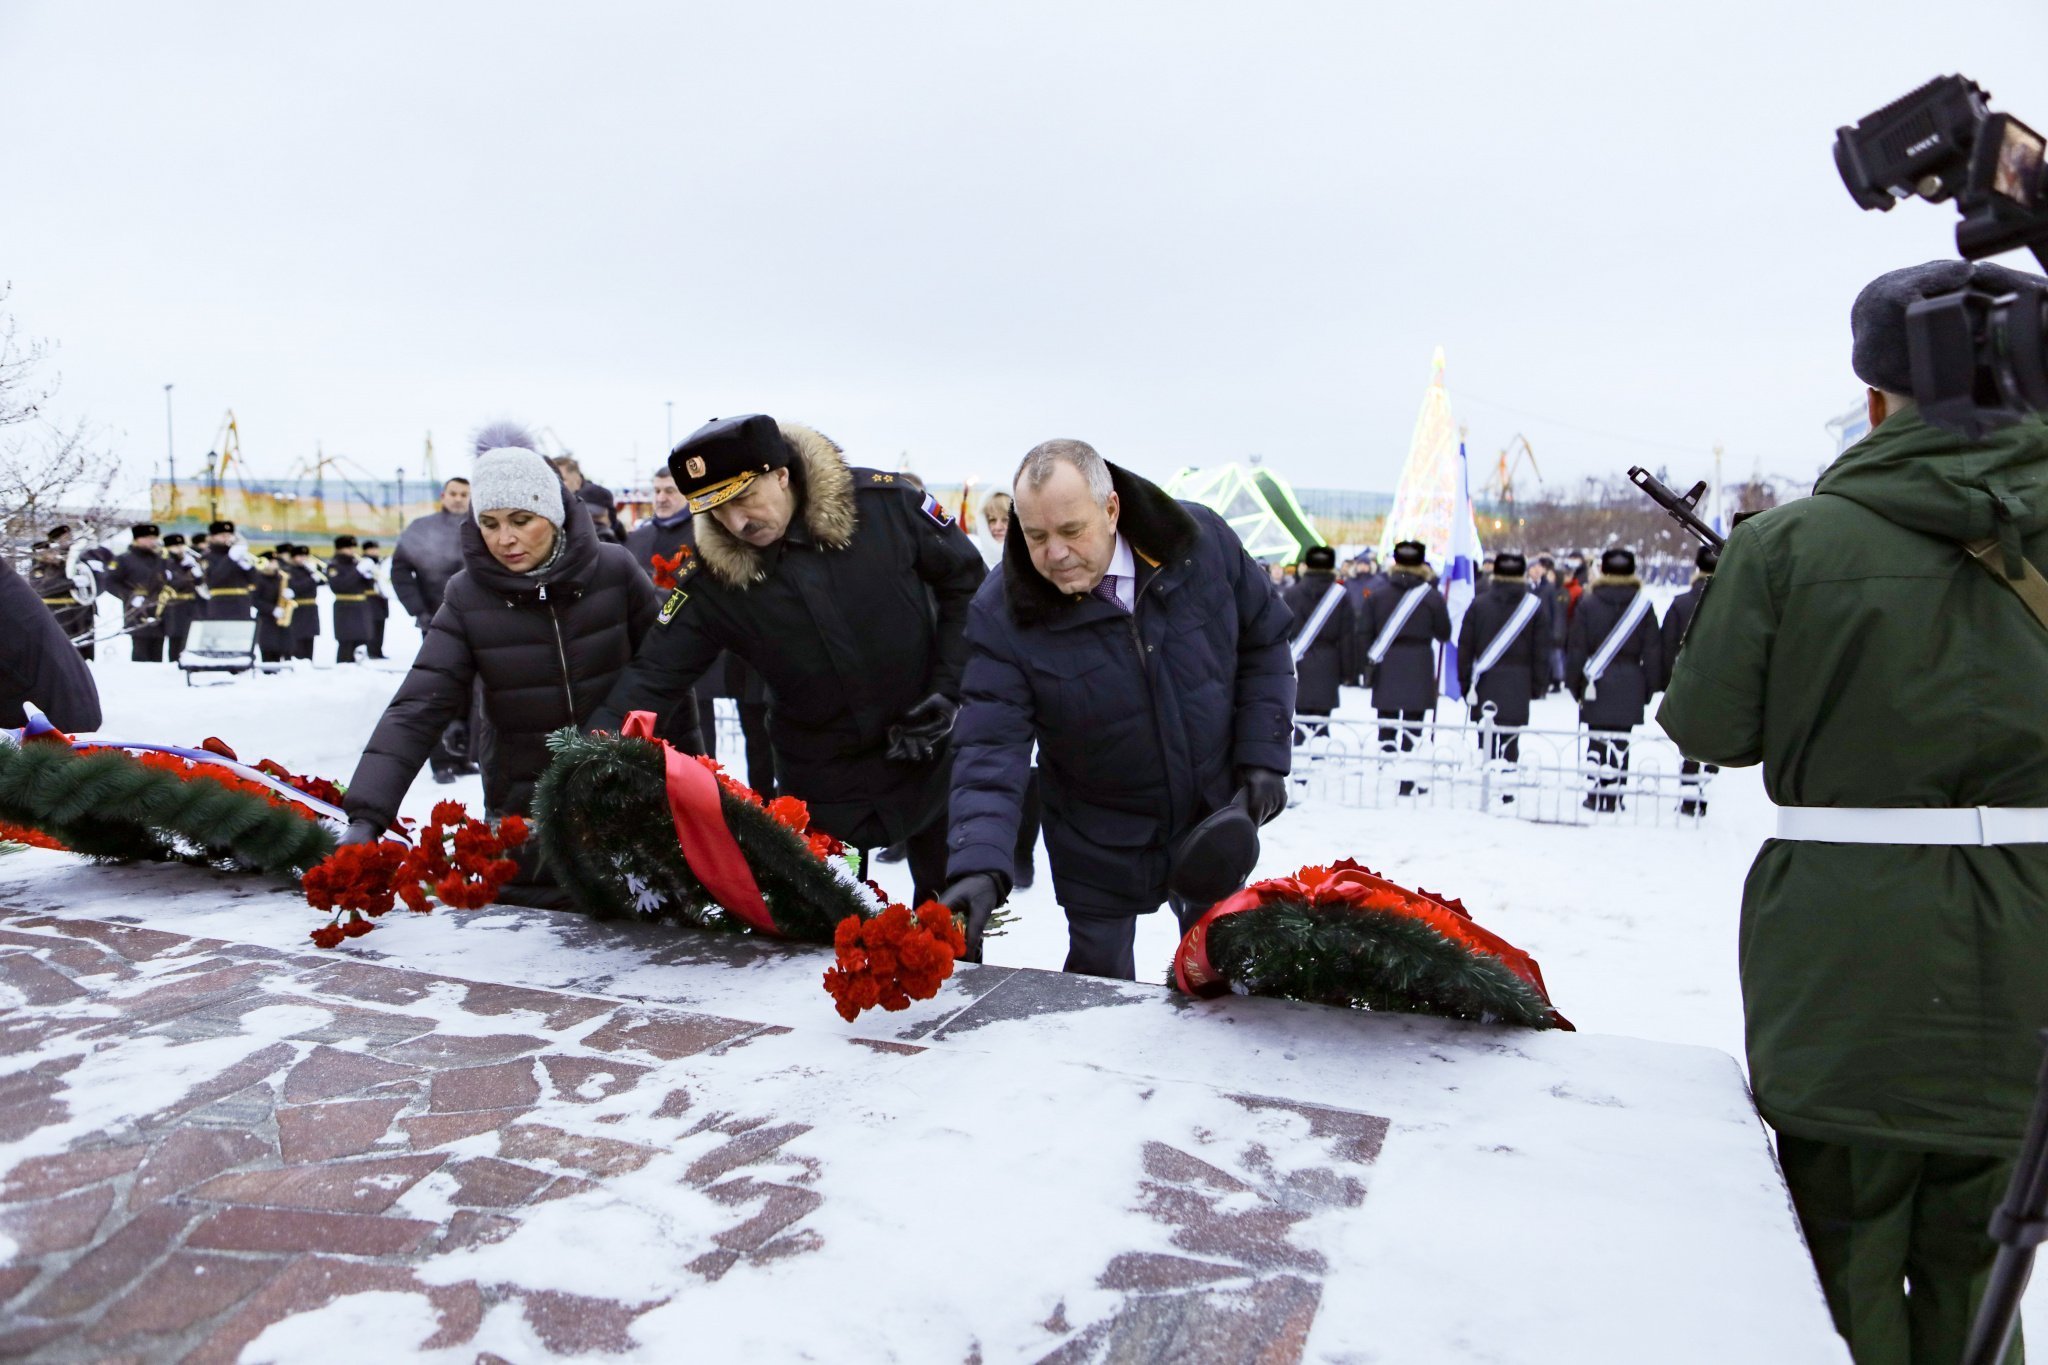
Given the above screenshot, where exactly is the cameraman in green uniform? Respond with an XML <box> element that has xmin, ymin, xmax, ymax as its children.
<box><xmin>1661</xmin><ymin>260</ymin><xmax>2048</xmax><ymax>1365</ymax></box>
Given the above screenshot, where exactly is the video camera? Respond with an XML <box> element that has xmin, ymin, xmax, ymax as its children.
<box><xmin>1835</xmin><ymin>75</ymin><xmax>2048</xmax><ymax>436</ymax></box>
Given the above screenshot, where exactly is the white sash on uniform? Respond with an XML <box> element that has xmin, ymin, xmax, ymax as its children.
<box><xmin>1463</xmin><ymin>592</ymin><xmax>1543</xmax><ymax>705</ymax></box>
<box><xmin>1289</xmin><ymin>583</ymin><xmax>1350</xmax><ymax>665</ymax></box>
<box><xmin>1582</xmin><ymin>591</ymin><xmax>1653</xmax><ymax>701</ymax></box>
<box><xmin>1366</xmin><ymin>585</ymin><xmax>1430</xmax><ymax>666</ymax></box>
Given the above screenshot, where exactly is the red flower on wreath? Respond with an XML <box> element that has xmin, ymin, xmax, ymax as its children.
<box><xmin>822</xmin><ymin>900</ymin><xmax>968</xmax><ymax>1021</ymax></box>
<box><xmin>0</xmin><ymin>821</ymin><xmax>68</xmax><ymax>851</ymax></box>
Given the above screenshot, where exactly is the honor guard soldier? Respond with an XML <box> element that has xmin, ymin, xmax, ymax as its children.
<box><xmin>28</xmin><ymin>540</ymin><xmax>97</xmax><ymax>657</ymax></box>
<box><xmin>328</xmin><ymin>536</ymin><xmax>376</xmax><ymax>664</ymax></box>
<box><xmin>1566</xmin><ymin>546</ymin><xmax>1663</xmax><ymax>812</ymax></box>
<box><xmin>196</xmin><ymin>520</ymin><xmax>258</xmax><ymax>621</ymax></box>
<box><xmin>1363</xmin><ymin>540</ymin><xmax>1449</xmax><ymax>795</ymax></box>
<box><xmin>1281</xmin><ymin>544</ymin><xmax>1357</xmax><ymax>741</ymax></box>
<box><xmin>359</xmin><ymin>539</ymin><xmax>391</xmax><ymax>658</ymax></box>
<box><xmin>588</xmin><ymin>414</ymin><xmax>987</xmax><ymax>905</ymax></box>
<box><xmin>159</xmin><ymin>534</ymin><xmax>202</xmax><ymax>661</ymax></box>
<box><xmin>102</xmin><ymin>523</ymin><xmax>171</xmax><ymax>662</ymax></box>
<box><xmin>253</xmin><ymin>551</ymin><xmax>290</xmax><ymax>663</ymax></box>
<box><xmin>282</xmin><ymin>543</ymin><xmax>325</xmax><ymax>659</ymax></box>
<box><xmin>1456</xmin><ymin>551</ymin><xmax>1550</xmax><ymax>768</ymax></box>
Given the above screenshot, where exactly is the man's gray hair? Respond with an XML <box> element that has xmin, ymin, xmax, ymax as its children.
<box><xmin>1016</xmin><ymin>439</ymin><xmax>1113</xmax><ymax>508</ymax></box>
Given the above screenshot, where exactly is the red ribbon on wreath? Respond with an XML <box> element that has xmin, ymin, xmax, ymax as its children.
<box><xmin>1173</xmin><ymin>858</ymin><xmax>1569</xmax><ymax>1028</ymax></box>
<box><xmin>620</xmin><ymin>710</ymin><xmax>778</xmax><ymax>935</ymax></box>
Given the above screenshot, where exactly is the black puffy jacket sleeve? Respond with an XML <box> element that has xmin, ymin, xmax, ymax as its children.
<box><xmin>344</xmin><ymin>598</ymin><xmax>478</xmax><ymax>832</ymax></box>
<box><xmin>0</xmin><ymin>561</ymin><xmax>101</xmax><ymax>732</ymax></box>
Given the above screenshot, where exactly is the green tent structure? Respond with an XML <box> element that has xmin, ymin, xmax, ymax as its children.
<box><xmin>1164</xmin><ymin>461</ymin><xmax>1323</xmax><ymax>563</ymax></box>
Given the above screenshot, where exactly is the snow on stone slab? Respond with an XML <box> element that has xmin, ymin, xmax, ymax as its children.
<box><xmin>0</xmin><ymin>854</ymin><xmax>1845</xmax><ymax>1363</ymax></box>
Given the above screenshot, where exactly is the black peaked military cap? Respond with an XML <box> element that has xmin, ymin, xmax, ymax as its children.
<box><xmin>1493</xmin><ymin>551</ymin><xmax>1528</xmax><ymax>576</ymax></box>
<box><xmin>1851</xmin><ymin>259</ymin><xmax>2044</xmax><ymax>395</ymax></box>
<box><xmin>1303</xmin><ymin>545</ymin><xmax>1337</xmax><ymax>570</ymax></box>
<box><xmin>669</xmin><ymin>414</ymin><xmax>793</xmax><ymax>514</ymax></box>
<box><xmin>1601</xmin><ymin>547</ymin><xmax>1637</xmax><ymax>576</ymax></box>
<box><xmin>1392</xmin><ymin>540</ymin><xmax>1426</xmax><ymax>567</ymax></box>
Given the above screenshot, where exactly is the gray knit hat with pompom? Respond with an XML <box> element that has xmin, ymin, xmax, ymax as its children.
<box><xmin>467</xmin><ymin>422</ymin><xmax>564</xmax><ymax>525</ymax></box>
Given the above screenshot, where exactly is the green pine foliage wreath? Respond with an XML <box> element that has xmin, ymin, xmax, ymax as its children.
<box><xmin>1203</xmin><ymin>901</ymin><xmax>1560</xmax><ymax>1029</ymax></box>
<box><xmin>0</xmin><ymin>741</ymin><xmax>334</xmax><ymax>876</ymax></box>
<box><xmin>532</xmin><ymin>728</ymin><xmax>870</xmax><ymax>941</ymax></box>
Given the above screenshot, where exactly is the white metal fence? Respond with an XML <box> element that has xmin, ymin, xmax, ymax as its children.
<box><xmin>712</xmin><ymin>701</ymin><xmax>1715</xmax><ymax>830</ymax></box>
<box><xmin>1287</xmin><ymin>708</ymin><xmax>1715</xmax><ymax>828</ymax></box>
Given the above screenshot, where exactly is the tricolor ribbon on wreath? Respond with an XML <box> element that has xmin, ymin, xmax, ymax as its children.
<box><xmin>8</xmin><ymin>713</ymin><xmax>358</xmax><ymax>831</ymax></box>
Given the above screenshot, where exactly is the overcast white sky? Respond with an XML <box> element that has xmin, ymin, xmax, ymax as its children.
<box><xmin>6</xmin><ymin>1</ymin><xmax>2047</xmax><ymax>504</ymax></box>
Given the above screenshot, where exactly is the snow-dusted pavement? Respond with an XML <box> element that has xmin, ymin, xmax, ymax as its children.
<box><xmin>0</xmin><ymin>612</ymin><xmax>2003</xmax><ymax>1359</ymax></box>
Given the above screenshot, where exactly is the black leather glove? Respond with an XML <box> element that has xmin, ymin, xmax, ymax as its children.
<box><xmin>938</xmin><ymin>872</ymin><xmax>1006</xmax><ymax>964</ymax></box>
<box><xmin>337</xmin><ymin>819</ymin><xmax>384</xmax><ymax>847</ymax></box>
<box><xmin>885</xmin><ymin>694</ymin><xmax>959</xmax><ymax>763</ymax></box>
<box><xmin>1236</xmin><ymin>766</ymin><xmax>1288</xmax><ymax>825</ymax></box>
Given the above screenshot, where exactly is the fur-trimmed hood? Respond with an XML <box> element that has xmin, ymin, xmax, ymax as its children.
<box><xmin>1002</xmin><ymin>462</ymin><xmax>1198</xmax><ymax>628</ymax></box>
<box><xmin>693</xmin><ymin>422</ymin><xmax>856</xmax><ymax>588</ymax></box>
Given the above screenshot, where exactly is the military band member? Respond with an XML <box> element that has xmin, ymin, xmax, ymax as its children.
<box><xmin>253</xmin><ymin>550</ymin><xmax>291</xmax><ymax>663</ymax></box>
<box><xmin>328</xmin><ymin>536</ymin><xmax>375</xmax><ymax>664</ymax></box>
<box><xmin>359</xmin><ymin>539</ymin><xmax>391</xmax><ymax>659</ymax></box>
<box><xmin>28</xmin><ymin>539</ymin><xmax>96</xmax><ymax>658</ymax></box>
<box><xmin>283</xmin><ymin>543</ymin><xmax>325</xmax><ymax>660</ymax></box>
<box><xmin>197</xmin><ymin>520</ymin><xmax>258</xmax><ymax>622</ymax></box>
<box><xmin>102</xmin><ymin>523</ymin><xmax>171</xmax><ymax>662</ymax></box>
<box><xmin>158</xmin><ymin>533</ymin><xmax>202</xmax><ymax>661</ymax></box>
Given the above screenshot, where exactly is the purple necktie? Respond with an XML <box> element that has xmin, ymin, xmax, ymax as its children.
<box><xmin>1090</xmin><ymin>574</ymin><xmax>1126</xmax><ymax>611</ymax></box>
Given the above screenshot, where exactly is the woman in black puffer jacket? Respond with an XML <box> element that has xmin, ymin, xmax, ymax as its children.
<box><xmin>340</xmin><ymin>428</ymin><xmax>678</xmax><ymax>903</ymax></box>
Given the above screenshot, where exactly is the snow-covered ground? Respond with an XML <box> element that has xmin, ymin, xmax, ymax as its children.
<box><xmin>41</xmin><ymin>591</ymin><xmax>2047</xmax><ymax>1342</ymax></box>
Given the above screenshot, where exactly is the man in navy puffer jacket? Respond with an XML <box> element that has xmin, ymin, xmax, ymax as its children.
<box><xmin>939</xmin><ymin>439</ymin><xmax>1295</xmax><ymax>979</ymax></box>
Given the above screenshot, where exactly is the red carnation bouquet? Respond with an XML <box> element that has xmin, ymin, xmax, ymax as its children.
<box><xmin>822</xmin><ymin>900</ymin><xmax>968</xmax><ymax>1021</ymax></box>
<box><xmin>303</xmin><ymin>801</ymin><xmax>528</xmax><ymax>948</ymax></box>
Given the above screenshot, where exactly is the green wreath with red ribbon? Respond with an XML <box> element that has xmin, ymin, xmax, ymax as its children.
<box><xmin>1173</xmin><ymin>860</ymin><xmax>1571</xmax><ymax>1030</ymax></box>
<box><xmin>531</xmin><ymin>713</ymin><xmax>876</xmax><ymax>942</ymax></box>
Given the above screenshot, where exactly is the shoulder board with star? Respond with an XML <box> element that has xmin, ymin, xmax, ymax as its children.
<box><xmin>655</xmin><ymin>554</ymin><xmax>703</xmax><ymax>626</ymax></box>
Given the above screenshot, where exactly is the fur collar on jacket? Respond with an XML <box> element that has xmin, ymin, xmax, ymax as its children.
<box><xmin>1593</xmin><ymin>573</ymin><xmax>1643</xmax><ymax>590</ymax></box>
<box><xmin>1002</xmin><ymin>462</ymin><xmax>1198</xmax><ymax>628</ymax></box>
<box><xmin>693</xmin><ymin>422</ymin><xmax>855</xmax><ymax>588</ymax></box>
